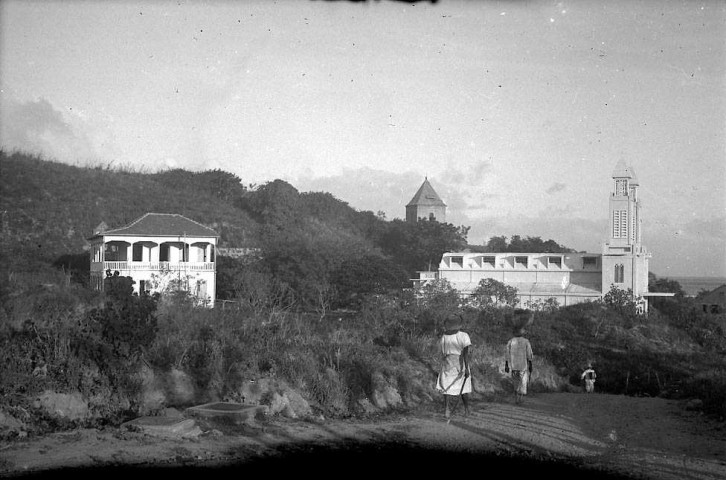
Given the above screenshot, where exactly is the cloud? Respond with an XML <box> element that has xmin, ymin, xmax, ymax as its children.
<box><xmin>546</xmin><ymin>182</ymin><xmax>567</xmax><ymax>194</ymax></box>
<box><xmin>439</xmin><ymin>159</ymin><xmax>493</xmax><ymax>186</ymax></box>
<box><xmin>0</xmin><ymin>96</ymin><xmax>104</xmax><ymax>165</ymax></box>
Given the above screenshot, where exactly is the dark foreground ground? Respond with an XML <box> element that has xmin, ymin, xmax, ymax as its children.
<box><xmin>2</xmin><ymin>392</ymin><xmax>725</xmax><ymax>480</ymax></box>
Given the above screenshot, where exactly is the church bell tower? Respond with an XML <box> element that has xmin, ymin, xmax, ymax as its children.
<box><xmin>601</xmin><ymin>160</ymin><xmax>651</xmax><ymax>302</ymax></box>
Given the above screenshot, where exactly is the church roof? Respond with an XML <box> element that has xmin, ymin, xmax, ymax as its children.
<box><xmin>406</xmin><ymin>178</ymin><xmax>446</xmax><ymax>207</ymax></box>
<box><xmin>89</xmin><ymin>213</ymin><xmax>218</xmax><ymax>239</ymax></box>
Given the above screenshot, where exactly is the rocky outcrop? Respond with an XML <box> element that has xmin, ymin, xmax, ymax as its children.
<box><xmin>35</xmin><ymin>391</ymin><xmax>89</xmax><ymax>421</ymax></box>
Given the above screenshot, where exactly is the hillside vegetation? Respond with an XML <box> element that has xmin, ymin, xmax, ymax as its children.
<box><xmin>0</xmin><ymin>150</ymin><xmax>724</xmax><ymax>440</ymax></box>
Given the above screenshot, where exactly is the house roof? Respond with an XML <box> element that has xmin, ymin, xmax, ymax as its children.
<box><xmin>406</xmin><ymin>178</ymin><xmax>446</xmax><ymax>207</ymax></box>
<box><xmin>698</xmin><ymin>284</ymin><xmax>726</xmax><ymax>305</ymax></box>
<box><xmin>89</xmin><ymin>213</ymin><xmax>218</xmax><ymax>239</ymax></box>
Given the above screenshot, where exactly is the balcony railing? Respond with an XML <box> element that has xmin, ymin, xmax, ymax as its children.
<box><xmin>91</xmin><ymin>261</ymin><xmax>215</xmax><ymax>273</ymax></box>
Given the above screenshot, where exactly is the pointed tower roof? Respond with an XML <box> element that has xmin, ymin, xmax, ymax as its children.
<box><xmin>611</xmin><ymin>159</ymin><xmax>636</xmax><ymax>179</ymax></box>
<box><xmin>406</xmin><ymin>177</ymin><xmax>446</xmax><ymax>207</ymax></box>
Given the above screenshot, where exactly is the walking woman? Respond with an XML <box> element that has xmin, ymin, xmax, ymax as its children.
<box><xmin>435</xmin><ymin>314</ymin><xmax>472</xmax><ymax>419</ymax></box>
<box><xmin>505</xmin><ymin>310</ymin><xmax>534</xmax><ymax>405</ymax></box>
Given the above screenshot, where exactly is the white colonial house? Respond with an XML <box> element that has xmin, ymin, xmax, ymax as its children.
<box><xmin>88</xmin><ymin>213</ymin><xmax>218</xmax><ymax>306</ymax></box>
<box><xmin>413</xmin><ymin>160</ymin><xmax>669</xmax><ymax>313</ymax></box>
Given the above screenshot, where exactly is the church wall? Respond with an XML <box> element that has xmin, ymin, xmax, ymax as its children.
<box><xmin>569</xmin><ymin>271</ymin><xmax>602</xmax><ymax>287</ymax></box>
<box><xmin>407</xmin><ymin>205</ymin><xmax>446</xmax><ymax>222</ymax></box>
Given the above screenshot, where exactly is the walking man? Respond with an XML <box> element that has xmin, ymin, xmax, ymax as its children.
<box><xmin>435</xmin><ymin>314</ymin><xmax>472</xmax><ymax>419</ymax></box>
<box><xmin>505</xmin><ymin>309</ymin><xmax>534</xmax><ymax>405</ymax></box>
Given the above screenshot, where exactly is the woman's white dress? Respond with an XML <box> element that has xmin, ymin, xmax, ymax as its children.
<box><xmin>435</xmin><ymin>331</ymin><xmax>472</xmax><ymax>396</ymax></box>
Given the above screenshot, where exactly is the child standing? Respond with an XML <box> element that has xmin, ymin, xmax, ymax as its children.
<box><xmin>581</xmin><ymin>363</ymin><xmax>596</xmax><ymax>393</ymax></box>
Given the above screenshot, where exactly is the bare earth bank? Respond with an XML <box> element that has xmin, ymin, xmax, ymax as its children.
<box><xmin>1</xmin><ymin>392</ymin><xmax>725</xmax><ymax>480</ymax></box>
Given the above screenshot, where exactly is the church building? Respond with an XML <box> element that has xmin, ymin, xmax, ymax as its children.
<box><xmin>412</xmin><ymin>161</ymin><xmax>657</xmax><ymax>312</ymax></box>
<box><xmin>406</xmin><ymin>177</ymin><xmax>447</xmax><ymax>223</ymax></box>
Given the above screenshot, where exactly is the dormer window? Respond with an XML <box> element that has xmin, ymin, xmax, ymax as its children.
<box><xmin>583</xmin><ymin>257</ymin><xmax>597</xmax><ymax>269</ymax></box>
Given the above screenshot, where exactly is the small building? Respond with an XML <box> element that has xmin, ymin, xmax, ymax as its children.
<box><xmin>406</xmin><ymin>177</ymin><xmax>446</xmax><ymax>223</ymax></box>
<box><xmin>88</xmin><ymin>213</ymin><xmax>218</xmax><ymax>306</ymax></box>
<box><xmin>699</xmin><ymin>284</ymin><xmax>726</xmax><ymax>314</ymax></box>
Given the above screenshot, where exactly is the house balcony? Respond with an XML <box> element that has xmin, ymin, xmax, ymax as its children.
<box><xmin>91</xmin><ymin>261</ymin><xmax>215</xmax><ymax>274</ymax></box>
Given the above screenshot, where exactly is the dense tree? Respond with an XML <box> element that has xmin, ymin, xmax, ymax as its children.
<box><xmin>470</xmin><ymin>278</ymin><xmax>519</xmax><ymax>308</ymax></box>
<box><xmin>474</xmin><ymin>235</ymin><xmax>575</xmax><ymax>253</ymax></box>
<box><xmin>648</xmin><ymin>272</ymin><xmax>686</xmax><ymax>298</ymax></box>
<box><xmin>151</xmin><ymin>168</ymin><xmax>248</xmax><ymax>204</ymax></box>
<box><xmin>603</xmin><ymin>284</ymin><xmax>639</xmax><ymax>319</ymax></box>
<box><xmin>238</xmin><ymin>179</ymin><xmax>303</xmax><ymax>228</ymax></box>
<box><xmin>413</xmin><ymin>278</ymin><xmax>462</xmax><ymax>334</ymax></box>
<box><xmin>331</xmin><ymin>254</ymin><xmax>411</xmax><ymax>309</ymax></box>
<box><xmin>379</xmin><ymin>219</ymin><xmax>469</xmax><ymax>276</ymax></box>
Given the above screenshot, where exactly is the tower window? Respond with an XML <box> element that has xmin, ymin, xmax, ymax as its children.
<box><xmin>613</xmin><ymin>210</ymin><xmax>628</xmax><ymax>238</ymax></box>
<box><xmin>616</xmin><ymin>179</ymin><xmax>628</xmax><ymax>196</ymax></box>
<box><xmin>615</xmin><ymin>264</ymin><xmax>624</xmax><ymax>283</ymax></box>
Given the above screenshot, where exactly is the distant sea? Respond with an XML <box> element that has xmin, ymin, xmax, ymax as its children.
<box><xmin>667</xmin><ymin>276</ymin><xmax>726</xmax><ymax>297</ymax></box>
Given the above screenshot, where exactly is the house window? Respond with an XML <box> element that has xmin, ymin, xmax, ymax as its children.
<box><xmin>515</xmin><ymin>256</ymin><xmax>528</xmax><ymax>268</ymax></box>
<box><xmin>548</xmin><ymin>257</ymin><xmax>562</xmax><ymax>268</ymax></box>
<box><xmin>583</xmin><ymin>257</ymin><xmax>596</xmax><ymax>268</ymax></box>
<box><xmin>104</xmin><ymin>243</ymin><xmax>123</xmax><ymax>261</ymax></box>
<box><xmin>451</xmin><ymin>256</ymin><xmax>463</xmax><ymax>268</ymax></box>
<box><xmin>160</xmin><ymin>244</ymin><xmax>170</xmax><ymax>262</ymax></box>
<box><xmin>132</xmin><ymin>244</ymin><xmax>143</xmax><ymax>262</ymax></box>
<box><xmin>483</xmin><ymin>256</ymin><xmax>495</xmax><ymax>268</ymax></box>
<box><xmin>614</xmin><ymin>264</ymin><xmax>624</xmax><ymax>283</ymax></box>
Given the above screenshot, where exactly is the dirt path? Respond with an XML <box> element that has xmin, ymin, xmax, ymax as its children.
<box><xmin>1</xmin><ymin>392</ymin><xmax>725</xmax><ymax>479</ymax></box>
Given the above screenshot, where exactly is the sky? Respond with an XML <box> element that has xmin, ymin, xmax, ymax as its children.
<box><xmin>1</xmin><ymin>0</ymin><xmax>724</xmax><ymax>278</ymax></box>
